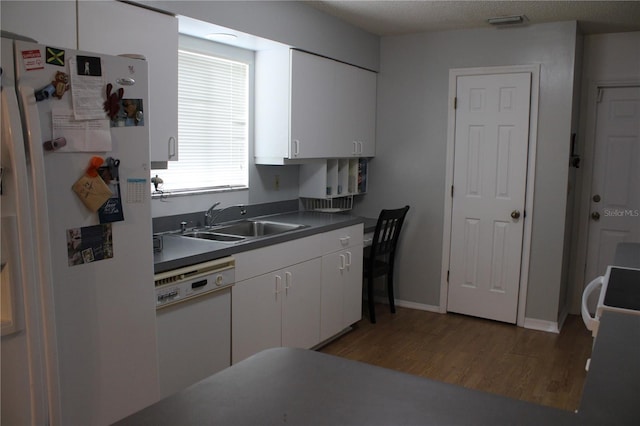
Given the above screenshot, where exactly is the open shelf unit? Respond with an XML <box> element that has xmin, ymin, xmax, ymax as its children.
<box><xmin>299</xmin><ymin>158</ymin><xmax>367</xmax><ymax>211</ymax></box>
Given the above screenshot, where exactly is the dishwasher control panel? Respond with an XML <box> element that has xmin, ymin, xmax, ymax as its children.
<box><xmin>154</xmin><ymin>257</ymin><xmax>235</xmax><ymax>309</ymax></box>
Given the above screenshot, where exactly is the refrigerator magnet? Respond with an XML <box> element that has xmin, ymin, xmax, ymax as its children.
<box><xmin>71</xmin><ymin>157</ymin><xmax>112</xmax><ymax>212</ymax></box>
<box><xmin>98</xmin><ymin>185</ymin><xmax>124</xmax><ymax>224</ymax></box>
<box><xmin>67</xmin><ymin>224</ymin><xmax>114</xmax><ymax>266</ymax></box>
<box><xmin>76</xmin><ymin>55</ymin><xmax>102</xmax><ymax>77</ymax></box>
<box><xmin>21</xmin><ymin>49</ymin><xmax>44</xmax><ymax>71</ymax></box>
<box><xmin>51</xmin><ymin>71</ymin><xmax>69</xmax><ymax>99</ymax></box>
<box><xmin>72</xmin><ymin>174</ymin><xmax>112</xmax><ymax>212</ymax></box>
<box><xmin>97</xmin><ymin>158</ymin><xmax>124</xmax><ymax>223</ymax></box>
<box><xmin>103</xmin><ymin>83</ymin><xmax>124</xmax><ymax>121</ymax></box>
<box><xmin>46</xmin><ymin>47</ymin><xmax>65</xmax><ymax>67</ymax></box>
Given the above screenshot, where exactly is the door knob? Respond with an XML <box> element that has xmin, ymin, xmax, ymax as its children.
<box><xmin>511</xmin><ymin>210</ymin><xmax>521</xmax><ymax>219</ymax></box>
<box><xmin>591</xmin><ymin>211</ymin><xmax>600</xmax><ymax>221</ymax></box>
<box><xmin>592</xmin><ymin>194</ymin><xmax>601</xmax><ymax>203</ymax></box>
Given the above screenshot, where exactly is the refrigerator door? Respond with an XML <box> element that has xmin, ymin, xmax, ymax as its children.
<box><xmin>1</xmin><ymin>36</ymin><xmax>49</xmax><ymax>426</ymax></box>
<box><xmin>14</xmin><ymin>40</ymin><xmax>159</xmax><ymax>425</ymax></box>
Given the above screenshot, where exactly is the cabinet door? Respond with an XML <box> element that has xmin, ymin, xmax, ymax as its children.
<box><xmin>1</xmin><ymin>1</ymin><xmax>77</xmax><ymax>49</ymax></box>
<box><xmin>320</xmin><ymin>245</ymin><xmax>364</xmax><ymax>341</ymax></box>
<box><xmin>342</xmin><ymin>245</ymin><xmax>364</xmax><ymax>327</ymax></box>
<box><xmin>232</xmin><ymin>271</ymin><xmax>282</xmax><ymax>364</ymax></box>
<box><xmin>335</xmin><ymin>62</ymin><xmax>377</xmax><ymax>157</ymax></box>
<box><xmin>77</xmin><ymin>0</ymin><xmax>178</xmax><ymax>163</ymax></box>
<box><xmin>320</xmin><ymin>251</ymin><xmax>346</xmax><ymax>341</ymax></box>
<box><xmin>290</xmin><ymin>50</ymin><xmax>335</xmax><ymax>159</ymax></box>
<box><xmin>282</xmin><ymin>258</ymin><xmax>322</xmax><ymax>349</ymax></box>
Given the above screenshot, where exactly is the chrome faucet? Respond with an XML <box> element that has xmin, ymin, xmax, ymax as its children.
<box><xmin>205</xmin><ymin>203</ymin><xmax>247</xmax><ymax>227</ymax></box>
<box><xmin>205</xmin><ymin>202</ymin><xmax>221</xmax><ymax>227</ymax></box>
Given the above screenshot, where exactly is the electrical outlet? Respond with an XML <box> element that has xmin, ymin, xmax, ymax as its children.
<box><xmin>274</xmin><ymin>174</ymin><xmax>280</xmax><ymax>191</ymax></box>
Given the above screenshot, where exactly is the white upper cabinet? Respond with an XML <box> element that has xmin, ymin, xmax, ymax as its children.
<box><xmin>290</xmin><ymin>51</ymin><xmax>336</xmax><ymax>159</ymax></box>
<box><xmin>77</xmin><ymin>0</ymin><xmax>178</xmax><ymax>164</ymax></box>
<box><xmin>255</xmin><ymin>49</ymin><xmax>376</xmax><ymax>164</ymax></box>
<box><xmin>334</xmin><ymin>61</ymin><xmax>377</xmax><ymax>157</ymax></box>
<box><xmin>0</xmin><ymin>1</ymin><xmax>77</xmax><ymax>48</ymax></box>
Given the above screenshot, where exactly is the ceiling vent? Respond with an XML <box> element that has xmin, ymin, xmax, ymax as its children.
<box><xmin>487</xmin><ymin>15</ymin><xmax>527</xmax><ymax>26</ymax></box>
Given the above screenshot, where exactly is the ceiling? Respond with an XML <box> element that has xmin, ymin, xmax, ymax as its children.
<box><xmin>307</xmin><ymin>1</ymin><xmax>640</xmax><ymax>36</ymax></box>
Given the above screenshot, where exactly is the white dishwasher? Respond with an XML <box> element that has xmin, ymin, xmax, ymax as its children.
<box><xmin>155</xmin><ymin>257</ymin><xmax>235</xmax><ymax>398</ymax></box>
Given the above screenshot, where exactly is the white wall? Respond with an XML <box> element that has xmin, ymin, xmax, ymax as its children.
<box><xmin>139</xmin><ymin>0</ymin><xmax>380</xmax><ymax>71</ymax></box>
<box><xmin>569</xmin><ymin>31</ymin><xmax>640</xmax><ymax>312</ymax></box>
<box><xmin>354</xmin><ymin>22</ymin><xmax>579</xmax><ymax>322</ymax></box>
<box><xmin>136</xmin><ymin>0</ymin><xmax>380</xmax><ymax>216</ymax></box>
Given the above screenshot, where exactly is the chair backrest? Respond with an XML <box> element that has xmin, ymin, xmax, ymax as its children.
<box><xmin>370</xmin><ymin>205</ymin><xmax>410</xmax><ymax>259</ymax></box>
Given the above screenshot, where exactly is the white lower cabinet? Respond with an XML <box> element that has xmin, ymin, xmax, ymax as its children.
<box><xmin>232</xmin><ymin>258</ymin><xmax>321</xmax><ymax>364</ymax></box>
<box><xmin>232</xmin><ymin>224</ymin><xmax>363</xmax><ymax>364</ymax></box>
<box><xmin>320</xmin><ymin>246</ymin><xmax>364</xmax><ymax>341</ymax></box>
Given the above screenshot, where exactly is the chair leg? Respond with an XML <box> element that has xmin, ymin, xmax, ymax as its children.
<box><xmin>387</xmin><ymin>271</ymin><xmax>396</xmax><ymax>314</ymax></box>
<box><xmin>367</xmin><ymin>275</ymin><xmax>376</xmax><ymax>324</ymax></box>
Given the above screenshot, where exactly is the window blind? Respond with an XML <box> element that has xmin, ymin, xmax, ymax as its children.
<box><xmin>160</xmin><ymin>49</ymin><xmax>248</xmax><ymax>191</ymax></box>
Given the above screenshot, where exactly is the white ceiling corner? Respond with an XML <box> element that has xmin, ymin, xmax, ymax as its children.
<box><xmin>306</xmin><ymin>1</ymin><xmax>640</xmax><ymax>36</ymax></box>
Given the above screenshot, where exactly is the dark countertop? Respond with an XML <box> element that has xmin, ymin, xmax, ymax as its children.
<box><xmin>154</xmin><ymin>211</ymin><xmax>366</xmax><ymax>274</ymax></box>
<box><xmin>576</xmin><ymin>311</ymin><xmax>640</xmax><ymax>425</ymax></box>
<box><xmin>113</xmin><ymin>311</ymin><xmax>640</xmax><ymax>426</ymax></box>
<box><xmin>114</xmin><ymin>348</ymin><xmax>577</xmax><ymax>426</ymax></box>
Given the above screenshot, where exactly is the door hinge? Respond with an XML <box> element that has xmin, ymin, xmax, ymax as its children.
<box><xmin>451</xmin><ymin>185</ymin><xmax>454</xmax><ymax>197</ymax></box>
<box><xmin>447</xmin><ymin>270</ymin><xmax>450</xmax><ymax>282</ymax></box>
<box><xmin>454</xmin><ymin>97</ymin><xmax>457</xmax><ymax>109</ymax></box>
<box><xmin>523</xmin><ymin>209</ymin><xmax>526</xmax><ymax>218</ymax></box>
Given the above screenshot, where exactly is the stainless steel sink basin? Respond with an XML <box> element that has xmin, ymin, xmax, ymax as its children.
<box><xmin>179</xmin><ymin>220</ymin><xmax>307</xmax><ymax>243</ymax></box>
<box><xmin>181</xmin><ymin>231</ymin><xmax>246</xmax><ymax>243</ymax></box>
<box><xmin>213</xmin><ymin>220</ymin><xmax>307</xmax><ymax>238</ymax></box>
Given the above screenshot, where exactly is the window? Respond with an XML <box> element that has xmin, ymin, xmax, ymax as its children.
<box><xmin>154</xmin><ymin>37</ymin><xmax>250</xmax><ymax>193</ymax></box>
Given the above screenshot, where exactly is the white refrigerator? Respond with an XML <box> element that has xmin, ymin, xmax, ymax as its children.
<box><xmin>1</xmin><ymin>33</ymin><xmax>159</xmax><ymax>425</ymax></box>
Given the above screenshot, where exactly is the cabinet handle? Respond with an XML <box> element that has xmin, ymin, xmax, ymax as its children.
<box><xmin>293</xmin><ymin>140</ymin><xmax>300</xmax><ymax>156</ymax></box>
<box><xmin>358</xmin><ymin>141</ymin><xmax>363</xmax><ymax>155</ymax></box>
<box><xmin>339</xmin><ymin>236</ymin><xmax>350</xmax><ymax>246</ymax></box>
<box><xmin>168</xmin><ymin>136</ymin><xmax>177</xmax><ymax>159</ymax></box>
<box><xmin>275</xmin><ymin>275</ymin><xmax>282</xmax><ymax>295</ymax></box>
<box><xmin>285</xmin><ymin>271</ymin><xmax>292</xmax><ymax>293</ymax></box>
<box><xmin>345</xmin><ymin>251</ymin><xmax>352</xmax><ymax>269</ymax></box>
<box><xmin>352</xmin><ymin>141</ymin><xmax>358</xmax><ymax>155</ymax></box>
<box><xmin>339</xmin><ymin>254</ymin><xmax>346</xmax><ymax>271</ymax></box>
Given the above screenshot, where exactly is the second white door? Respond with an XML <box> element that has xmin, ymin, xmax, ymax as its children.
<box><xmin>584</xmin><ymin>86</ymin><xmax>640</xmax><ymax>283</ymax></box>
<box><xmin>447</xmin><ymin>72</ymin><xmax>531</xmax><ymax>323</ymax></box>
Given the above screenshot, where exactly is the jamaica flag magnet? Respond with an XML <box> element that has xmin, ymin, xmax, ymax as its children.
<box><xmin>46</xmin><ymin>47</ymin><xmax>65</xmax><ymax>66</ymax></box>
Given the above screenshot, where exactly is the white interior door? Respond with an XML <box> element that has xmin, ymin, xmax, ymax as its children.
<box><xmin>447</xmin><ymin>72</ymin><xmax>531</xmax><ymax>324</ymax></box>
<box><xmin>585</xmin><ymin>86</ymin><xmax>640</xmax><ymax>282</ymax></box>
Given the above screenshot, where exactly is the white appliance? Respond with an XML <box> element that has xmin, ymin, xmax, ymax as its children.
<box><xmin>581</xmin><ymin>266</ymin><xmax>640</xmax><ymax>337</ymax></box>
<box><xmin>155</xmin><ymin>257</ymin><xmax>235</xmax><ymax>398</ymax></box>
<box><xmin>1</xmin><ymin>33</ymin><xmax>159</xmax><ymax>425</ymax></box>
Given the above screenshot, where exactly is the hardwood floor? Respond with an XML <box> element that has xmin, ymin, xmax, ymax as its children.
<box><xmin>319</xmin><ymin>305</ymin><xmax>593</xmax><ymax>412</ymax></box>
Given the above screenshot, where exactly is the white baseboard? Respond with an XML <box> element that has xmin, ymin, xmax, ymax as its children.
<box><xmin>374</xmin><ymin>297</ymin><xmax>440</xmax><ymax>313</ymax></box>
<box><xmin>376</xmin><ymin>297</ymin><xmax>562</xmax><ymax>333</ymax></box>
<box><xmin>557</xmin><ymin>307</ymin><xmax>569</xmax><ymax>332</ymax></box>
<box><xmin>523</xmin><ymin>317</ymin><xmax>560</xmax><ymax>334</ymax></box>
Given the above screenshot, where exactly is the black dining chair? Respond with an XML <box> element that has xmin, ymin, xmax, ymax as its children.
<box><xmin>364</xmin><ymin>205</ymin><xmax>410</xmax><ymax>323</ymax></box>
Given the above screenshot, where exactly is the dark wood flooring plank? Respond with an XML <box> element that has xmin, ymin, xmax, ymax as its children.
<box><xmin>319</xmin><ymin>306</ymin><xmax>592</xmax><ymax>411</ymax></box>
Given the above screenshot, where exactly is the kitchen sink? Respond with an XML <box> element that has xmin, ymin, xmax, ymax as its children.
<box><xmin>181</xmin><ymin>231</ymin><xmax>246</xmax><ymax>243</ymax></box>
<box><xmin>180</xmin><ymin>220</ymin><xmax>308</xmax><ymax>243</ymax></box>
<box><xmin>212</xmin><ymin>220</ymin><xmax>308</xmax><ymax>238</ymax></box>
